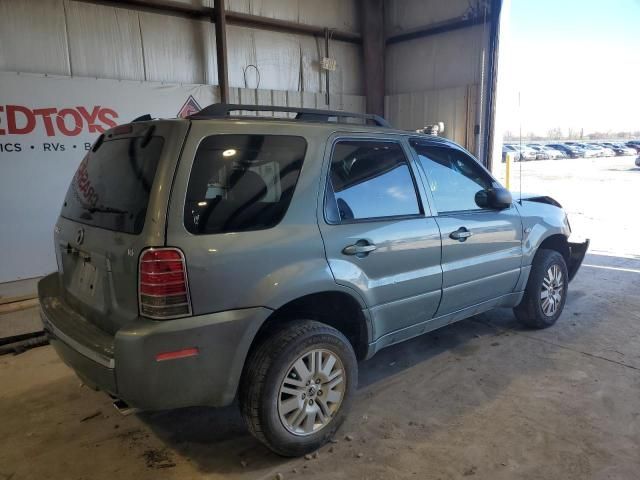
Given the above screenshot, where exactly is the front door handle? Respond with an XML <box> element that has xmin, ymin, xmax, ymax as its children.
<box><xmin>450</xmin><ymin>227</ymin><xmax>472</xmax><ymax>241</ymax></box>
<box><xmin>343</xmin><ymin>242</ymin><xmax>377</xmax><ymax>256</ymax></box>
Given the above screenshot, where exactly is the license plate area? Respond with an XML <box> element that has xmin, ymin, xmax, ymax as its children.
<box><xmin>62</xmin><ymin>247</ymin><xmax>100</xmax><ymax>300</ymax></box>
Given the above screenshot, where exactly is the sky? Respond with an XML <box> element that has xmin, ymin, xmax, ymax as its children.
<box><xmin>498</xmin><ymin>0</ymin><xmax>640</xmax><ymax>137</ymax></box>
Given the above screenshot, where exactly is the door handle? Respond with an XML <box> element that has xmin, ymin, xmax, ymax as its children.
<box><xmin>450</xmin><ymin>227</ymin><xmax>472</xmax><ymax>241</ymax></box>
<box><xmin>343</xmin><ymin>242</ymin><xmax>377</xmax><ymax>256</ymax></box>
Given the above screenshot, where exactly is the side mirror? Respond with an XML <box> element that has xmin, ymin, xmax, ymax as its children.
<box><xmin>475</xmin><ymin>187</ymin><xmax>512</xmax><ymax>210</ymax></box>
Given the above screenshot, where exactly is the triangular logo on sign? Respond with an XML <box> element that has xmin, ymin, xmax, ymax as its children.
<box><xmin>177</xmin><ymin>95</ymin><xmax>203</xmax><ymax>118</ymax></box>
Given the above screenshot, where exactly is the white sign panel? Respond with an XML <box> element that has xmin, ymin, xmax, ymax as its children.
<box><xmin>0</xmin><ymin>72</ymin><xmax>218</xmax><ymax>283</ymax></box>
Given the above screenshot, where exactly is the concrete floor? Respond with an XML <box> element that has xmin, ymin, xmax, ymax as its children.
<box><xmin>1</xmin><ymin>156</ymin><xmax>639</xmax><ymax>480</ymax></box>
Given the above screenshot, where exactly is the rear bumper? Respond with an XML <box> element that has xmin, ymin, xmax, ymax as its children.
<box><xmin>39</xmin><ymin>273</ymin><xmax>271</xmax><ymax>410</ymax></box>
<box><xmin>568</xmin><ymin>239</ymin><xmax>590</xmax><ymax>281</ymax></box>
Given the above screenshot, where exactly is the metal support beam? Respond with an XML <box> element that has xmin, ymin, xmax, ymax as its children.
<box><xmin>73</xmin><ymin>0</ymin><xmax>362</xmax><ymax>43</ymax></box>
<box><xmin>482</xmin><ymin>0</ymin><xmax>503</xmax><ymax>170</ymax></box>
<box><xmin>225</xmin><ymin>11</ymin><xmax>361</xmax><ymax>44</ymax></box>
<box><xmin>386</xmin><ymin>16</ymin><xmax>488</xmax><ymax>45</ymax></box>
<box><xmin>75</xmin><ymin>0</ymin><xmax>487</xmax><ymax>48</ymax></box>
<box><xmin>213</xmin><ymin>0</ymin><xmax>229</xmax><ymax>103</ymax></box>
<box><xmin>359</xmin><ymin>0</ymin><xmax>385</xmax><ymax>117</ymax></box>
<box><xmin>74</xmin><ymin>0</ymin><xmax>213</xmax><ymax>18</ymax></box>
<box><xmin>324</xmin><ymin>28</ymin><xmax>331</xmax><ymax>106</ymax></box>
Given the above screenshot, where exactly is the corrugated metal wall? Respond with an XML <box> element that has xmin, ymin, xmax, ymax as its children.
<box><xmin>0</xmin><ymin>0</ymin><xmax>495</xmax><ymax>286</ymax></box>
<box><xmin>0</xmin><ymin>0</ymin><xmax>490</xmax><ymax>141</ymax></box>
<box><xmin>385</xmin><ymin>85</ymin><xmax>479</xmax><ymax>153</ymax></box>
<box><xmin>228</xmin><ymin>86</ymin><xmax>365</xmax><ymax>114</ymax></box>
<box><xmin>384</xmin><ymin>0</ymin><xmax>489</xmax><ymax>154</ymax></box>
<box><xmin>0</xmin><ymin>0</ymin><xmax>363</xmax><ymax>95</ymax></box>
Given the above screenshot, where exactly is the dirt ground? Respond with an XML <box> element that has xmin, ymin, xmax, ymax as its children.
<box><xmin>1</xmin><ymin>156</ymin><xmax>639</xmax><ymax>480</ymax></box>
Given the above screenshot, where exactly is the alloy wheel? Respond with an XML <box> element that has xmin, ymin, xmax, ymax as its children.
<box><xmin>541</xmin><ymin>264</ymin><xmax>564</xmax><ymax>316</ymax></box>
<box><xmin>277</xmin><ymin>348</ymin><xmax>345</xmax><ymax>436</ymax></box>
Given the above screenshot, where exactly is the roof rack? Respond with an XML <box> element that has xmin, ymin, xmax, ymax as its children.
<box><xmin>188</xmin><ymin>103</ymin><xmax>391</xmax><ymax>128</ymax></box>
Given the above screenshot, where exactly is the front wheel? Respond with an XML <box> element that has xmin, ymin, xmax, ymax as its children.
<box><xmin>239</xmin><ymin>320</ymin><xmax>357</xmax><ymax>456</ymax></box>
<box><xmin>514</xmin><ymin>249</ymin><xmax>568</xmax><ymax>329</ymax></box>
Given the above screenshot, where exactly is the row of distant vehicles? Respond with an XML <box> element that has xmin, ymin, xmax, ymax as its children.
<box><xmin>503</xmin><ymin>140</ymin><xmax>640</xmax><ymax>161</ymax></box>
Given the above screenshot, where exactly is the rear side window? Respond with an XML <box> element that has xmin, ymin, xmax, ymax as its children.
<box><xmin>184</xmin><ymin>135</ymin><xmax>306</xmax><ymax>234</ymax></box>
<box><xmin>61</xmin><ymin>135</ymin><xmax>163</xmax><ymax>234</ymax></box>
<box><xmin>325</xmin><ymin>140</ymin><xmax>421</xmax><ymax>223</ymax></box>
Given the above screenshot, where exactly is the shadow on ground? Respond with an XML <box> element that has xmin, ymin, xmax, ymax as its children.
<box><xmin>138</xmin><ymin>313</ymin><xmax>511</xmax><ymax>475</ymax></box>
<box><xmin>138</xmin><ymin>321</ymin><xmax>496</xmax><ymax>474</ymax></box>
<box><xmin>137</xmin><ymin>251</ymin><xmax>624</xmax><ymax>477</ymax></box>
<box><xmin>2</xmin><ymin>253</ymin><xmax>637</xmax><ymax>479</ymax></box>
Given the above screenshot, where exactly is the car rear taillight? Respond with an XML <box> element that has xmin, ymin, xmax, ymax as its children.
<box><xmin>139</xmin><ymin>248</ymin><xmax>192</xmax><ymax>319</ymax></box>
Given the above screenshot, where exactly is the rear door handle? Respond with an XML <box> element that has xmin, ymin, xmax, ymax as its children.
<box><xmin>450</xmin><ymin>227</ymin><xmax>472</xmax><ymax>241</ymax></box>
<box><xmin>343</xmin><ymin>242</ymin><xmax>377</xmax><ymax>256</ymax></box>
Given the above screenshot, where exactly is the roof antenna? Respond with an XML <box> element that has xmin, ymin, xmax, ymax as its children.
<box><xmin>518</xmin><ymin>91</ymin><xmax>522</xmax><ymax>205</ymax></box>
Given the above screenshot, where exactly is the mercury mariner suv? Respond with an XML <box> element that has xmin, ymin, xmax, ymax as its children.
<box><xmin>39</xmin><ymin>104</ymin><xmax>589</xmax><ymax>456</ymax></box>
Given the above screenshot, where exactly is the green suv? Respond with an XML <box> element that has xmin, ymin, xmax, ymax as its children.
<box><xmin>39</xmin><ymin>104</ymin><xmax>588</xmax><ymax>456</ymax></box>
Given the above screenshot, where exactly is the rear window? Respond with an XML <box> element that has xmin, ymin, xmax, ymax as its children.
<box><xmin>184</xmin><ymin>134</ymin><xmax>307</xmax><ymax>234</ymax></box>
<box><xmin>61</xmin><ymin>135</ymin><xmax>163</xmax><ymax>234</ymax></box>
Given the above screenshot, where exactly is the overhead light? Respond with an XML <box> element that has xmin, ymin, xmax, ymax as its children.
<box><xmin>197</xmin><ymin>201</ymin><xmax>207</xmax><ymax>206</ymax></box>
<box><xmin>222</xmin><ymin>149</ymin><xmax>237</xmax><ymax>157</ymax></box>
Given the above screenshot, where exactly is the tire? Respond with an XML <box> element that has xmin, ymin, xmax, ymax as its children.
<box><xmin>514</xmin><ymin>249</ymin><xmax>568</xmax><ymax>329</ymax></box>
<box><xmin>239</xmin><ymin>320</ymin><xmax>357</xmax><ymax>456</ymax></box>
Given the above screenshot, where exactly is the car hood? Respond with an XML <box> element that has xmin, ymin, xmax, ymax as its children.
<box><xmin>517</xmin><ymin>193</ymin><xmax>563</xmax><ymax>208</ymax></box>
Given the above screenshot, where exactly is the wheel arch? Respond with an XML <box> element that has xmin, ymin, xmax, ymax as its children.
<box><xmin>247</xmin><ymin>290</ymin><xmax>372</xmax><ymax>361</ymax></box>
<box><xmin>537</xmin><ymin>233</ymin><xmax>570</xmax><ymax>265</ymax></box>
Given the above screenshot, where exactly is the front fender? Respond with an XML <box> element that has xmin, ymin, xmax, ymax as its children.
<box><xmin>515</xmin><ymin>200</ymin><xmax>571</xmax><ymax>266</ymax></box>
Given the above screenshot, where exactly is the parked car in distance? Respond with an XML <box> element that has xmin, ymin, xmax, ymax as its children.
<box><xmin>547</xmin><ymin>143</ymin><xmax>584</xmax><ymax>158</ymax></box>
<box><xmin>588</xmin><ymin>144</ymin><xmax>616</xmax><ymax>157</ymax></box>
<box><xmin>528</xmin><ymin>144</ymin><xmax>565</xmax><ymax>159</ymax></box>
<box><xmin>526</xmin><ymin>144</ymin><xmax>550</xmax><ymax>160</ymax></box>
<box><xmin>502</xmin><ymin>144</ymin><xmax>523</xmax><ymax>161</ymax></box>
<box><xmin>625</xmin><ymin>141</ymin><xmax>640</xmax><ymax>153</ymax></box>
<box><xmin>541</xmin><ymin>145</ymin><xmax>568</xmax><ymax>159</ymax></box>
<box><xmin>570</xmin><ymin>143</ymin><xmax>599</xmax><ymax>158</ymax></box>
<box><xmin>39</xmin><ymin>104</ymin><xmax>589</xmax><ymax>456</ymax></box>
<box><xmin>600</xmin><ymin>142</ymin><xmax>636</xmax><ymax>156</ymax></box>
<box><xmin>547</xmin><ymin>145</ymin><xmax>568</xmax><ymax>159</ymax></box>
<box><xmin>508</xmin><ymin>144</ymin><xmax>537</xmax><ymax>161</ymax></box>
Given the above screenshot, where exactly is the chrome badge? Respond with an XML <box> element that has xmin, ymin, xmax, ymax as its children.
<box><xmin>76</xmin><ymin>227</ymin><xmax>85</xmax><ymax>245</ymax></box>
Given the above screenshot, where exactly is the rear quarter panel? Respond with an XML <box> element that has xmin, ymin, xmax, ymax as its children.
<box><xmin>165</xmin><ymin>120</ymin><xmax>355</xmax><ymax>314</ymax></box>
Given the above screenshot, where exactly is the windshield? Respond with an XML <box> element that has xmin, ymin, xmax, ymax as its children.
<box><xmin>61</xmin><ymin>135</ymin><xmax>164</xmax><ymax>234</ymax></box>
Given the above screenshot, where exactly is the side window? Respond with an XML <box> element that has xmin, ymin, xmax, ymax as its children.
<box><xmin>325</xmin><ymin>140</ymin><xmax>421</xmax><ymax>222</ymax></box>
<box><xmin>410</xmin><ymin>141</ymin><xmax>497</xmax><ymax>214</ymax></box>
<box><xmin>184</xmin><ymin>134</ymin><xmax>306</xmax><ymax>234</ymax></box>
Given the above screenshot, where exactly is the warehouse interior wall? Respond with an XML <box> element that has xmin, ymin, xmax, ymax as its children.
<box><xmin>0</xmin><ymin>0</ymin><xmax>495</xmax><ymax>149</ymax></box>
<box><xmin>0</xmin><ymin>0</ymin><xmax>496</xmax><ymax>284</ymax></box>
<box><xmin>0</xmin><ymin>0</ymin><xmax>364</xmax><ymax>97</ymax></box>
<box><xmin>383</xmin><ymin>0</ymin><xmax>491</xmax><ymax>156</ymax></box>
<box><xmin>0</xmin><ymin>0</ymin><xmax>367</xmax><ymax>284</ymax></box>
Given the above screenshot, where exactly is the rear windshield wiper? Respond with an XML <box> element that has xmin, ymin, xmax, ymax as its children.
<box><xmin>87</xmin><ymin>206</ymin><xmax>129</xmax><ymax>215</ymax></box>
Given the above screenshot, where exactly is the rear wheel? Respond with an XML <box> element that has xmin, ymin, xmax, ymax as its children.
<box><xmin>239</xmin><ymin>320</ymin><xmax>357</xmax><ymax>456</ymax></box>
<box><xmin>514</xmin><ymin>249</ymin><xmax>568</xmax><ymax>329</ymax></box>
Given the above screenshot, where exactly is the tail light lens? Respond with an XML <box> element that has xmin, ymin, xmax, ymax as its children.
<box><xmin>139</xmin><ymin>248</ymin><xmax>192</xmax><ymax>319</ymax></box>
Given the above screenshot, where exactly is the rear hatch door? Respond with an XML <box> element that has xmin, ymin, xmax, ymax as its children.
<box><xmin>53</xmin><ymin>120</ymin><xmax>189</xmax><ymax>334</ymax></box>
